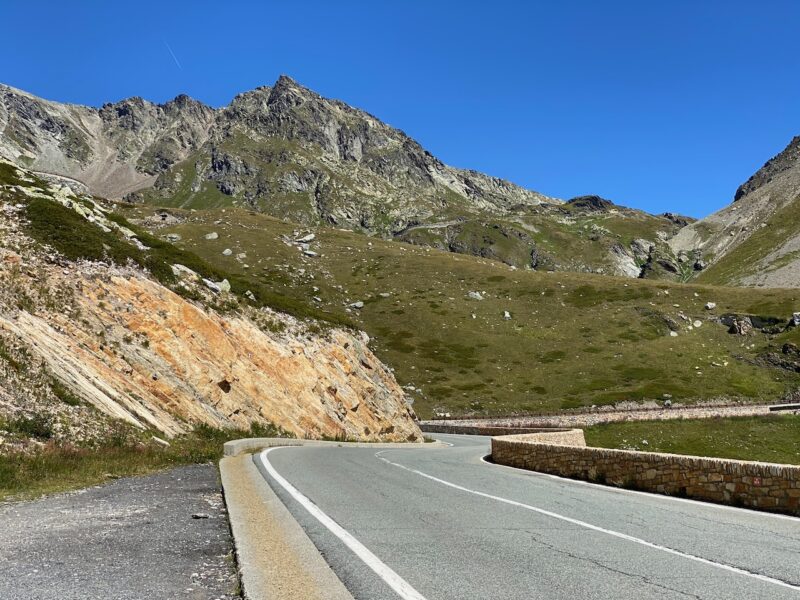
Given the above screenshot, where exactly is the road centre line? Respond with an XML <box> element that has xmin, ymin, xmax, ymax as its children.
<box><xmin>376</xmin><ymin>450</ymin><xmax>800</xmax><ymax>593</ymax></box>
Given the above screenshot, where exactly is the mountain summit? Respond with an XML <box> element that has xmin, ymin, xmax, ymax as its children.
<box><xmin>0</xmin><ymin>76</ymin><xmax>692</xmax><ymax>276</ymax></box>
<box><xmin>0</xmin><ymin>76</ymin><xmax>550</xmax><ymax>225</ymax></box>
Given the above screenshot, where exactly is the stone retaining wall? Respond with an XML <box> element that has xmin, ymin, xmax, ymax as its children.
<box><xmin>420</xmin><ymin>403</ymin><xmax>771</xmax><ymax>429</ymax></box>
<box><xmin>492</xmin><ymin>433</ymin><xmax>800</xmax><ymax>515</ymax></box>
<box><xmin>420</xmin><ymin>423</ymin><xmax>574</xmax><ymax>437</ymax></box>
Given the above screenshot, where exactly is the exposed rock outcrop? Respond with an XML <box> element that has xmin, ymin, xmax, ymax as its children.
<box><xmin>0</xmin><ymin>269</ymin><xmax>419</xmax><ymax>441</ymax></box>
<box><xmin>1</xmin><ymin>77</ymin><xmax>688</xmax><ymax>280</ymax></box>
<box><xmin>670</xmin><ymin>135</ymin><xmax>800</xmax><ymax>287</ymax></box>
<box><xmin>0</xmin><ymin>160</ymin><xmax>421</xmax><ymax>445</ymax></box>
<box><xmin>566</xmin><ymin>195</ymin><xmax>615</xmax><ymax>211</ymax></box>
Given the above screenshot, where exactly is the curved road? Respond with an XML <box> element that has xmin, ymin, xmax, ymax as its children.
<box><xmin>254</xmin><ymin>434</ymin><xmax>800</xmax><ymax>599</ymax></box>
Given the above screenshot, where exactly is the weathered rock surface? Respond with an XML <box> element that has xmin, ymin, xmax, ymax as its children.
<box><xmin>0</xmin><ymin>77</ymin><xmax>552</xmax><ymax>228</ymax></box>
<box><xmin>670</xmin><ymin>135</ymin><xmax>800</xmax><ymax>287</ymax></box>
<box><xmin>1</xmin><ymin>77</ymin><xmax>689</xmax><ymax>278</ymax></box>
<box><xmin>0</xmin><ymin>268</ymin><xmax>420</xmax><ymax>441</ymax></box>
<box><xmin>0</xmin><ymin>161</ymin><xmax>421</xmax><ymax>445</ymax></box>
<box><xmin>0</xmin><ymin>84</ymin><xmax>215</xmax><ymax>199</ymax></box>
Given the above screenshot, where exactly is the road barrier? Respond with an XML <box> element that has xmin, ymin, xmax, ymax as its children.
<box><xmin>491</xmin><ymin>432</ymin><xmax>800</xmax><ymax>516</ymax></box>
<box><xmin>420</xmin><ymin>423</ymin><xmax>576</xmax><ymax>436</ymax></box>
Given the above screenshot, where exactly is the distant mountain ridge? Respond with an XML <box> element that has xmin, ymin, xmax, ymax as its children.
<box><xmin>0</xmin><ymin>76</ymin><xmax>551</xmax><ymax>217</ymax></box>
<box><xmin>670</xmin><ymin>135</ymin><xmax>800</xmax><ymax>287</ymax></box>
<box><xmin>0</xmin><ymin>76</ymin><xmax>730</xmax><ymax>280</ymax></box>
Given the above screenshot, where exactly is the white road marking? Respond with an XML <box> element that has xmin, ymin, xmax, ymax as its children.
<box><xmin>376</xmin><ymin>451</ymin><xmax>800</xmax><ymax>593</ymax></box>
<box><xmin>476</xmin><ymin>453</ymin><xmax>800</xmax><ymax>523</ymax></box>
<box><xmin>258</xmin><ymin>448</ymin><xmax>428</xmax><ymax>600</ymax></box>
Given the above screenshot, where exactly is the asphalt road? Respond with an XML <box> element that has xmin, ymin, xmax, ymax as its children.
<box><xmin>256</xmin><ymin>434</ymin><xmax>800</xmax><ymax>600</ymax></box>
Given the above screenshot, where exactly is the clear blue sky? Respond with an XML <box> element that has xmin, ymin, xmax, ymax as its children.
<box><xmin>2</xmin><ymin>1</ymin><xmax>799</xmax><ymax>217</ymax></box>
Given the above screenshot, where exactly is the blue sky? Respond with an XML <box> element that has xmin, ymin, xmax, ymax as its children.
<box><xmin>2</xmin><ymin>1</ymin><xmax>798</xmax><ymax>217</ymax></box>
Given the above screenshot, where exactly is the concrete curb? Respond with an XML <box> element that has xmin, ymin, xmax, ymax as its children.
<box><xmin>221</xmin><ymin>453</ymin><xmax>354</xmax><ymax>600</ymax></box>
<box><xmin>220</xmin><ymin>438</ymin><xmax>448</xmax><ymax>598</ymax></box>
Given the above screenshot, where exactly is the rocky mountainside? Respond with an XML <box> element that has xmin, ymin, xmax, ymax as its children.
<box><xmin>0</xmin><ymin>85</ymin><xmax>215</xmax><ymax>198</ymax></box>
<box><xmin>0</xmin><ymin>77</ymin><xmax>689</xmax><ymax>278</ymax></box>
<box><xmin>670</xmin><ymin>136</ymin><xmax>800</xmax><ymax>287</ymax></box>
<box><xmin>0</xmin><ymin>159</ymin><xmax>421</xmax><ymax>449</ymax></box>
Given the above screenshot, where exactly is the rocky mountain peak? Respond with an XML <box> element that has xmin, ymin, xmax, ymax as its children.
<box><xmin>567</xmin><ymin>195</ymin><xmax>615</xmax><ymax>211</ymax></box>
<box><xmin>734</xmin><ymin>135</ymin><xmax>800</xmax><ymax>201</ymax></box>
<box><xmin>99</xmin><ymin>96</ymin><xmax>157</xmax><ymax>131</ymax></box>
<box><xmin>164</xmin><ymin>93</ymin><xmax>213</xmax><ymax>114</ymax></box>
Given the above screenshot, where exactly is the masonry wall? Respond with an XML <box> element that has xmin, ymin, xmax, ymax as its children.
<box><xmin>420</xmin><ymin>423</ymin><xmax>576</xmax><ymax>437</ymax></box>
<box><xmin>492</xmin><ymin>434</ymin><xmax>800</xmax><ymax>515</ymax></box>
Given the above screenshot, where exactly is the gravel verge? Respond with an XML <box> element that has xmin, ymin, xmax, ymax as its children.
<box><xmin>0</xmin><ymin>463</ymin><xmax>240</xmax><ymax>600</ymax></box>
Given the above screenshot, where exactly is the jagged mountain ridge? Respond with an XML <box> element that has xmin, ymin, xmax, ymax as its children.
<box><xmin>0</xmin><ymin>76</ymin><xmax>689</xmax><ymax>277</ymax></box>
<box><xmin>0</xmin><ymin>84</ymin><xmax>215</xmax><ymax>198</ymax></box>
<box><xmin>670</xmin><ymin>135</ymin><xmax>800</xmax><ymax>287</ymax></box>
<box><xmin>0</xmin><ymin>77</ymin><xmax>550</xmax><ymax>220</ymax></box>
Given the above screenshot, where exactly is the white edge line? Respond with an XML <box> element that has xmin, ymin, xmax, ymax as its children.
<box><xmin>376</xmin><ymin>451</ymin><xmax>800</xmax><ymax>593</ymax></box>
<box><xmin>257</xmin><ymin>448</ymin><xmax>428</xmax><ymax>600</ymax></box>
<box><xmin>477</xmin><ymin>453</ymin><xmax>800</xmax><ymax>523</ymax></box>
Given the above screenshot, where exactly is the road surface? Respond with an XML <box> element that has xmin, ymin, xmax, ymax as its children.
<box><xmin>254</xmin><ymin>434</ymin><xmax>800</xmax><ymax>599</ymax></box>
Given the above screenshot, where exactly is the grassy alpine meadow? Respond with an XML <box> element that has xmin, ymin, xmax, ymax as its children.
<box><xmin>115</xmin><ymin>203</ymin><xmax>800</xmax><ymax>419</ymax></box>
<box><xmin>584</xmin><ymin>415</ymin><xmax>800</xmax><ymax>465</ymax></box>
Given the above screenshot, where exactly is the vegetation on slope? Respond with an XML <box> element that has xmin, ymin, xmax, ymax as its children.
<box><xmin>0</xmin><ymin>423</ymin><xmax>290</xmax><ymax>501</ymax></box>
<box><xmin>13</xmin><ymin>182</ymin><xmax>352</xmax><ymax>328</ymax></box>
<box><xmin>585</xmin><ymin>415</ymin><xmax>800</xmax><ymax>465</ymax></box>
<box><xmin>696</xmin><ymin>193</ymin><xmax>800</xmax><ymax>286</ymax></box>
<box><xmin>119</xmin><ymin>204</ymin><xmax>800</xmax><ymax>419</ymax></box>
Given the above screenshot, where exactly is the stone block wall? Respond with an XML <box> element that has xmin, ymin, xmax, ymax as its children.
<box><xmin>492</xmin><ymin>433</ymin><xmax>800</xmax><ymax>515</ymax></box>
<box><xmin>420</xmin><ymin>423</ymin><xmax>575</xmax><ymax>437</ymax></box>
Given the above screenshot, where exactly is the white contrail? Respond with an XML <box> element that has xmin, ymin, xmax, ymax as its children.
<box><xmin>163</xmin><ymin>41</ymin><xmax>182</xmax><ymax>70</ymax></box>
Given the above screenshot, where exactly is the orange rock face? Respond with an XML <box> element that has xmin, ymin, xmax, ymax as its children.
<box><xmin>0</xmin><ymin>266</ymin><xmax>421</xmax><ymax>442</ymax></box>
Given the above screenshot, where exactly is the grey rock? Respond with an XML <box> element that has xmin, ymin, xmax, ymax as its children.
<box><xmin>729</xmin><ymin>316</ymin><xmax>754</xmax><ymax>335</ymax></box>
<box><xmin>202</xmin><ymin>278</ymin><xmax>221</xmax><ymax>293</ymax></box>
<box><xmin>630</xmin><ymin>238</ymin><xmax>655</xmax><ymax>262</ymax></box>
<box><xmin>171</xmin><ymin>264</ymin><xmax>197</xmax><ymax>279</ymax></box>
<box><xmin>151</xmin><ymin>435</ymin><xmax>170</xmax><ymax>448</ymax></box>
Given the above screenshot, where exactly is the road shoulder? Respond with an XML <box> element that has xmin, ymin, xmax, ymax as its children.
<box><xmin>220</xmin><ymin>453</ymin><xmax>354</xmax><ymax>600</ymax></box>
<box><xmin>0</xmin><ymin>464</ymin><xmax>239</xmax><ymax>600</ymax></box>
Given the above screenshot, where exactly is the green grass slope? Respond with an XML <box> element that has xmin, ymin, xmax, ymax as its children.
<box><xmin>696</xmin><ymin>193</ymin><xmax>800</xmax><ymax>286</ymax></box>
<box><xmin>120</xmin><ymin>204</ymin><xmax>800</xmax><ymax>419</ymax></box>
<box><xmin>585</xmin><ymin>415</ymin><xmax>800</xmax><ymax>465</ymax></box>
